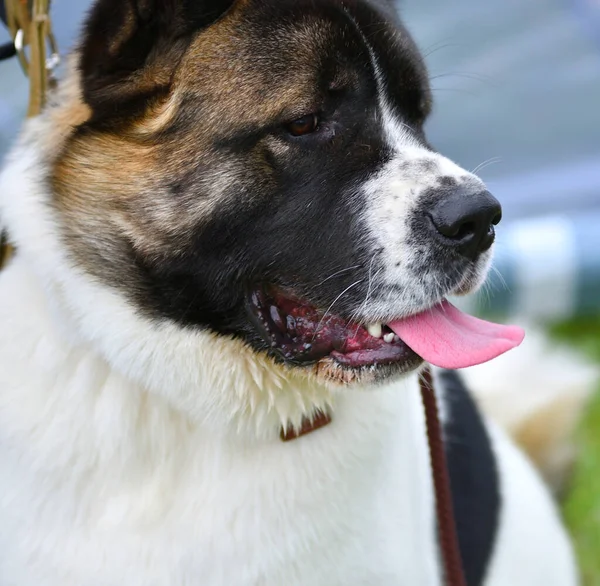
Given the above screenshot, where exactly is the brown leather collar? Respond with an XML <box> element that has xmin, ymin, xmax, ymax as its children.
<box><xmin>280</xmin><ymin>409</ymin><xmax>332</xmax><ymax>441</ymax></box>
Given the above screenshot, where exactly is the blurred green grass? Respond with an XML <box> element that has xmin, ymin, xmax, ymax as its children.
<box><xmin>552</xmin><ymin>316</ymin><xmax>600</xmax><ymax>586</ymax></box>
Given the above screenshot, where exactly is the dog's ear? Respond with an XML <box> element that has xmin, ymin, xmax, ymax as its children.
<box><xmin>79</xmin><ymin>0</ymin><xmax>236</xmax><ymax>123</ymax></box>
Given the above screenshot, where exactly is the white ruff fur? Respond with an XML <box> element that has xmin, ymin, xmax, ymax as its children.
<box><xmin>0</xmin><ymin>110</ymin><xmax>579</xmax><ymax>585</ymax></box>
<box><xmin>0</xmin><ymin>248</ymin><xmax>442</xmax><ymax>585</ymax></box>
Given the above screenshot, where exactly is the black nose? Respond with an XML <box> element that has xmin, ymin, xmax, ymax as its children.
<box><xmin>427</xmin><ymin>187</ymin><xmax>502</xmax><ymax>260</ymax></box>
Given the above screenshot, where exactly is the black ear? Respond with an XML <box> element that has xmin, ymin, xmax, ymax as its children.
<box><xmin>79</xmin><ymin>0</ymin><xmax>236</xmax><ymax>122</ymax></box>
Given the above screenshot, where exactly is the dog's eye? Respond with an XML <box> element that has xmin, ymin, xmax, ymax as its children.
<box><xmin>286</xmin><ymin>114</ymin><xmax>320</xmax><ymax>137</ymax></box>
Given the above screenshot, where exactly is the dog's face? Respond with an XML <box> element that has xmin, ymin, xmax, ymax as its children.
<box><xmin>50</xmin><ymin>0</ymin><xmax>499</xmax><ymax>387</ymax></box>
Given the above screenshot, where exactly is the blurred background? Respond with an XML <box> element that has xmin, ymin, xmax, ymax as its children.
<box><xmin>1</xmin><ymin>0</ymin><xmax>599</xmax><ymax>582</ymax></box>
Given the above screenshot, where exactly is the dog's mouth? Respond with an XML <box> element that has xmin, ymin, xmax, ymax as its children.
<box><xmin>247</xmin><ymin>287</ymin><xmax>525</xmax><ymax>381</ymax></box>
<box><xmin>248</xmin><ymin>288</ymin><xmax>420</xmax><ymax>370</ymax></box>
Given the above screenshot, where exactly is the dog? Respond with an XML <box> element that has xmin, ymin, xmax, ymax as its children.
<box><xmin>0</xmin><ymin>0</ymin><xmax>580</xmax><ymax>584</ymax></box>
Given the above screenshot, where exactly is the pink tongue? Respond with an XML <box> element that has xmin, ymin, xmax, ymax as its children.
<box><xmin>387</xmin><ymin>300</ymin><xmax>525</xmax><ymax>369</ymax></box>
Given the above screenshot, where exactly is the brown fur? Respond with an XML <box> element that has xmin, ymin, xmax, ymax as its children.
<box><xmin>49</xmin><ymin>2</ymin><xmax>349</xmax><ymax>285</ymax></box>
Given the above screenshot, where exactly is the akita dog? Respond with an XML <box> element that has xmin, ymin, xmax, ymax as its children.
<box><xmin>0</xmin><ymin>0</ymin><xmax>579</xmax><ymax>584</ymax></box>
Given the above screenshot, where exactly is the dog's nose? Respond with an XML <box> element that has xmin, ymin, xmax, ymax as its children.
<box><xmin>427</xmin><ymin>188</ymin><xmax>502</xmax><ymax>260</ymax></box>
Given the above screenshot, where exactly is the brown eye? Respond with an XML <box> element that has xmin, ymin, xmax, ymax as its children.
<box><xmin>286</xmin><ymin>114</ymin><xmax>319</xmax><ymax>137</ymax></box>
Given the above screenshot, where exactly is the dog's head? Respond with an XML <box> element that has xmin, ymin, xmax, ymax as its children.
<box><xmin>1</xmin><ymin>0</ymin><xmax>501</xmax><ymax>429</ymax></box>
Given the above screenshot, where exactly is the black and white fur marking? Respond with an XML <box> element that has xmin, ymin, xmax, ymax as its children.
<box><xmin>0</xmin><ymin>0</ymin><xmax>579</xmax><ymax>584</ymax></box>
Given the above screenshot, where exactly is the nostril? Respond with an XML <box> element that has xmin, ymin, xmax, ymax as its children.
<box><xmin>427</xmin><ymin>214</ymin><xmax>478</xmax><ymax>242</ymax></box>
<box><xmin>455</xmin><ymin>221</ymin><xmax>477</xmax><ymax>241</ymax></box>
<box><xmin>492</xmin><ymin>211</ymin><xmax>502</xmax><ymax>226</ymax></box>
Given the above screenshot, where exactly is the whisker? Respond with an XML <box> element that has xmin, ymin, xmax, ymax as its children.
<box><xmin>312</xmin><ymin>279</ymin><xmax>365</xmax><ymax>341</ymax></box>
<box><xmin>490</xmin><ymin>265</ymin><xmax>509</xmax><ymax>292</ymax></box>
<box><xmin>429</xmin><ymin>71</ymin><xmax>496</xmax><ymax>86</ymax></box>
<box><xmin>351</xmin><ymin>253</ymin><xmax>377</xmax><ymax>337</ymax></box>
<box><xmin>479</xmin><ymin>279</ymin><xmax>492</xmax><ymax>307</ymax></box>
<box><xmin>471</xmin><ymin>157</ymin><xmax>502</xmax><ymax>175</ymax></box>
<box><xmin>351</xmin><ymin>253</ymin><xmax>382</xmax><ymax>322</ymax></box>
<box><xmin>422</xmin><ymin>41</ymin><xmax>465</xmax><ymax>58</ymax></box>
<box><xmin>315</xmin><ymin>265</ymin><xmax>361</xmax><ymax>288</ymax></box>
<box><xmin>349</xmin><ymin>266</ymin><xmax>385</xmax><ymax>337</ymax></box>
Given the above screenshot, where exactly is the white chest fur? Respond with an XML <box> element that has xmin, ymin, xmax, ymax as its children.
<box><xmin>0</xmin><ymin>259</ymin><xmax>441</xmax><ymax>586</ymax></box>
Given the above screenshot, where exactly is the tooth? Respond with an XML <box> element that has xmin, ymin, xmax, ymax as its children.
<box><xmin>383</xmin><ymin>333</ymin><xmax>395</xmax><ymax>344</ymax></box>
<box><xmin>367</xmin><ymin>324</ymin><xmax>383</xmax><ymax>338</ymax></box>
<box><xmin>393</xmin><ymin>335</ymin><xmax>401</xmax><ymax>343</ymax></box>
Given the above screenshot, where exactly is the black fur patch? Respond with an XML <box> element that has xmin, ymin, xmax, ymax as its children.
<box><xmin>79</xmin><ymin>0</ymin><xmax>237</xmax><ymax>123</ymax></box>
<box><xmin>441</xmin><ymin>369</ymin><xmax>501</xmax><ymax>586</ymax></box>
